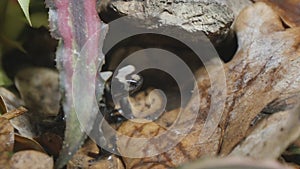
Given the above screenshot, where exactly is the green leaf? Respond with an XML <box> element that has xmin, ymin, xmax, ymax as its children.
<box><xmin>0</xmin><ymin>46</ymin><xmax>12</xmax><ymax>86</ymax></box>
<box><xmin>17</xmin><ymin>0</ymin><xmax>32</xmax><ymax>26</ymax></box>
<box><xmin>0</xmin><ymin>35</ymin><xmax>26</xmax><ymax>53</ymax></box>
<box><xmin>0</xmin><ymin>70</ymin><xmax>12</xmax><ymax>86</ymax></box>
<box><xmin>31</xmin><ymin>12</ymin><xmax>48</xmax><ymax>28</ymax></box>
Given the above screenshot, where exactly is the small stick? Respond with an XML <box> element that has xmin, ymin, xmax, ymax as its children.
<box><xmin>1</xmin><ymin>106</ymin><xmax>28</xmax><ymax>120</ymax></box>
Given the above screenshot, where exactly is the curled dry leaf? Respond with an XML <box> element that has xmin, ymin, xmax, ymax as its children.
<box><xmin>117</xmin><ymin>119</ymin><xmax>221</xmax><ymax>169</ymax></box>
<box><xmin>0</xmin><ymin>117</ymin><xmax>14</xmax><ymax>152</ymax></box>
<box><xmin>179</xmin><ymin>157</ymin><xmax>293</xmax><ymax>169</ymax></box>
<box><xmin>155</xmin><ymin>108</ymin><xmax>180</xmax><ymax>128</ymax></box>
<box><xmin>67</xmin><ymin>139</ymin><xmax>99</xmax><ymax>169</ymax></box>
<box><xmin>15</xmin><ymin>67</ymin><xmax>61</xmax><ymax>120</ymax></box>
<box><xmin>0</xmin><ymin>96</ymin><xmax>8</xmax><ymax>114</ymax></box>
<box><xmin>0</xmin><ymin>88</ymin><xmax>24</xmax><ymax>112</ymax></box>
<box><xmin>9</xmin><ymin>150</ymin><xmax>53</xmax><ymax>169</ymax></box>
<box><xmin>0</xmin><ymin>87</ymin><xmax>36</xmax><ymax>138</ymax></box>
<box><xmin>230</xmin><ymin>103</ymin><xmax>300</xmax><ymax>159</ymax></box>
<box><xmin>255</xmin><ymin>0</ymin><xmax>300</xmax><ymax>27</ymax></box>
<box><xmin>35</xmin><ymin>132</ymin><xmax>63</xmax><ymax>158</ymax></box>
<box><xmin>0</xmin><ymin>152</ymin><xmax>11</xmax><ymax>169</ymax></box>
<box><xmin>88</xmin><ymin>155</ymin><xmax>125</xmax><ymax>169</ymax></box>
<box><xmin>67</xmin><ymin>139</ymin><xmax>124</xmax><ymax>169</ymax></box>
<box><xmin>0</xmin><ymin>117</ymin><xmax>14</xmax><ymax>168</ymax></box>
<box><xmin>115</xmin><ymin>2</ymin><xmax>300</xmax><ymax>167</ymax></box>
<box><xmin>220</xmin><ymin>1</ymin><xmax>300</xmax><ymax>155</ymax></box>
<box><xmin>14</xmin><ymin>134</ymin><xmax>45</xmax><ymax>153</ymax></box>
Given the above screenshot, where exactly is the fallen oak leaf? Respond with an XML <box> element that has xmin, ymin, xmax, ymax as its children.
<box><xmin>9</xmin><ymin>150</ymin><xmax>53</xmax><ymax>169</ymax></box>
<box><xmin>115</xmin><ymin>2</ymin><xmax>300</xmax><ymax>168</ymax></box>
<box><xmin>67</xmin><ymin>139</ymin><xmax>99</xmax><ymax>168</ymax></box>
<box><xmin>0</xmin><ymin>87</ymin><xmax>36</xmax><ymax>138</ymax></box>
<box><xmin>14</xmin><ymin>67</ymin><xmax>61</xmax><ymax>121</ymax></box>
<box><xmin>0</xmin><ymin>88</ymin><xmax>24</xmax><ymax>111</ymax></box>
<box><xmin>220</xmin><ymin>2</ymin><xmax>300</xmax><ymax>155</ymax></box>
<box><xmin>14</xmin><ymin>134</ymin><xmax>46</xmax><ymax>153</ymax></box>
<box><xmin>0</xmin><ymin>96</ymin><xmax>8</xmax><ymax>114</ymax></box>
<box><xmin>117</xmin><ymin>118</ymin><xmax>222</xmax><ymax>169</ymax></box>
<box><xmin>0</xmin><ymin>117</ymin><xmax>14</xmax><ymax>169</ymax></box>
<box><xmin>178</xmin><ymin>157</ymin><xmax>293</xmax><ymax>169</ymax></box>
<box><xmin>88</xmin><ymin>155</ymin><xmax>125</xmax><ymax>169</ymax></box>
<box><xmin>255</xmin><ymin>0</ymin><xmax>300</xmax><ymax>27</ymax></box>
<box><xmin>230</xmin><ymin>102</ymin><xmax>300</xmax><ymax>159</ymax></box>
<box><xmin>0</xmin><ymin>117</ymin><xmax>14</xmax><ymax>152</ymax></box>
<box><xmin>67</xmin><ymin>139</ymin><xmax>125</xmax><ymax>169</ymax></box>
<box><xmin>0</xmin><ymin>152</ymin><xmax>11</xmax><ymax>169</ymax></box>
<box><xmin>35</xmin><ymin>132</ymin><xmax>63</xmax><ymax>158</ymax></box>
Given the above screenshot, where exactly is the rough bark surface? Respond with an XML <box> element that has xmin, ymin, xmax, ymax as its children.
<box><xmin>109</xmin><ymin>0</ymin><xmax>234</xmax><ymax>45</ymax></box>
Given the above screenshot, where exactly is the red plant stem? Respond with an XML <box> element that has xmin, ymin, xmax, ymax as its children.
<box><xmin>46</xmin><ymin>0</ymin><xmax>105</xmax><ymax>168</ymax></box>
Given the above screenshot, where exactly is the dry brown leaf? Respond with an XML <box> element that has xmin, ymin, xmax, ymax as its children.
<box><xmin>67</xmin><ymin>139</ymin><xmax>99</xmax><ymax>169</ymax></box>
<box><xmin>292</xmin><ymin>137</ymin><xmax>300</xmax><ymax>148</ymax></box>
<box><xmin>256</xmin><ymin>0</ymin><xmax>300</xmax><ymax>27</ymax></box>
<box><xmin>230</xmin><ymin>103</ymin><xmax>300</xmax><ymax>158</ymax></box>
<box><xmin>0</xmin><ymin>87</ymin><xmax>24</xmax><ymax>111</ymax></box>
<box><xmin>0</xmin><ymin>117</ymin><xmax>14</xmax><ymax>152</ymax></box>
<box><xmin>9</xmin><ymin>150</ymin><xmax>53</xmax><ymax>169</ymax></box>
<box><xmin>15</xmin><ymin>67</ymin><xmax>61</xmax><ymax>120</ymax></box>
<box><xmin>0</xmin><ymin>87</ymin><xmax>36</xmax><ymax>138</ymax></box>
<box><xmin>115</xmin><ymin>2</ymin><xmax>300</xmax><ymax>167</ymax></box>
<box><xmin>220</xmin><ymin>1</ymin><xmax>300</xmax><ymax>155</ymax></box>
<box><xmin>67</xmin><ymin>139</ymin><xmax>125</xmax><ymax>169</ymax></box>
<box><xmin>0</xmin><ymin>96</ymin><xmax>8</xmax><ymax>114</ymax></box>
<box><xmin>179</xmin><ymin>157</ymin><xmax>293</xmax><ymax>169</ymax></box>
<box><xmin>0</xmin><ymin>152</ymin><xmax>12</xmax><ymax>169</ymax></box>
<box><xmin>14</xmin><ymin>134</ymin><xmax>46</xmax><ymax>153</ymax></box>
<box><xmin>35</xmin><ymin>132</ymin><xmax>63</xmax><ymax>158</ymax></box>
<box><xmin>117</xmin><ymin>121</ymin><xmax>176</xmax><ymax>169</ymax></box>
<box><xmin>0</xmin><ymin>113</ymin><xmax>15</xmax><ymax>168</ymax></box>
<box><xmin>155</xmin><ymin>108</ymin><xmax>179</xmax><ymax>128</ymax></box>
<box><xmin>117</xmin><ymin>119</ymin><xmax>221</xmax><ymax>169</ymax></box>
<box><xmin>88</xmin><ymin>155</ymin><xmax>125</xmax><ymax>169</ymax></box>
